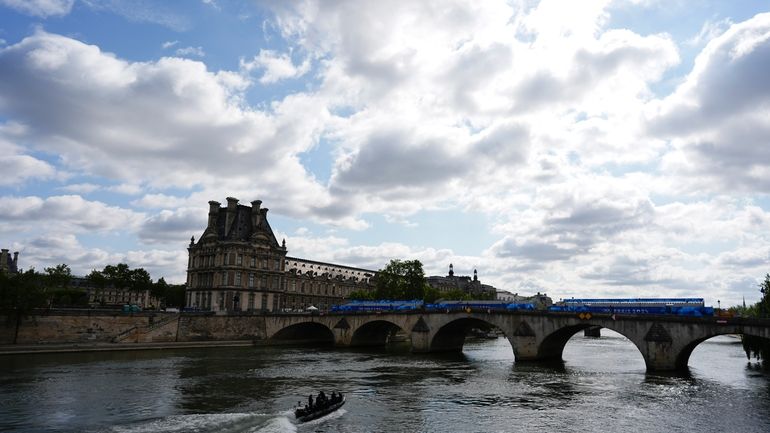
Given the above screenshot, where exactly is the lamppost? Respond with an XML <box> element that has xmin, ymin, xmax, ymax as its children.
<box><xmin>718</xmin><ymin>299</ymin><xmax>721</xmax><ymax>310</ymax></box>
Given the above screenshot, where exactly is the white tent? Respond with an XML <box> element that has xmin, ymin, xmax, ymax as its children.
<box><xmin>306</xmin><ymin>305</ymin><xmax>319</xmax><ymax>311</ymax></box>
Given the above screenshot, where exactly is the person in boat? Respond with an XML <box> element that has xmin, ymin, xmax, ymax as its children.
<box><xmin>317</xmin><ymin>391</ymin><xmax>327</xmax><ymax>406</ymax></box>
<box><xmin>308</xmin><ymin>394</ymin><xmax>314</xmax><ymax>409</ymax></box>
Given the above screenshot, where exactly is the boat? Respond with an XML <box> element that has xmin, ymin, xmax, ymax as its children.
<box><xmin>294</xmin><ymin>393</ymin><xmax>345</xmax><ymax>423</ymax></box>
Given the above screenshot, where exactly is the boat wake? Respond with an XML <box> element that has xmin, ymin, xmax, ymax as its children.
<box><xmin>104</xmin><ymin>410</ymin><xmax>298</xmax><ymax>433</ymax></box>
<box><xmin>299</xmin><ymin>408</ymin><xmax>347</xmax><ymax>427</ymax></box>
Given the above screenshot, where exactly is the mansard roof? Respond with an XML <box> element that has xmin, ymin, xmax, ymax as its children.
<box><xmin>198</xmin><ymin>199</ymin><xmax>280</xmax><ymax>248</ymax></box>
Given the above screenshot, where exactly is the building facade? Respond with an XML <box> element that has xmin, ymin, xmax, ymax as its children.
<box><xmin>186</xmin><ymin>198</ymin><xmax>376</xmax><ymax>313</ymax></box>
<box><xmin>0</xmin><ymin>249</ymin><xmax>19</xmax><ymax>275</ymax></box>
<box><xmin>426</xmin><ymin>264</ymin><xmax>497</xmax><ymax>298</ymax></box>
<box><xmin>68</xmin><ymin>276</ymin><xmax>159</xmax><ymax>309</ymax></box>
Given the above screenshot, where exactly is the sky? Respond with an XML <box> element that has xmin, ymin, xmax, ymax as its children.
<box><xmin>1</xmin><ymin>0</ymin><xmax>769</xmax><ymax>307</ymax></box>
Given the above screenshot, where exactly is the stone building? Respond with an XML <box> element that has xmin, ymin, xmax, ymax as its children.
<box><xmin>0</xmin><ymin>249</ymin><xmax>19</xmax><ymax>275</ymax></box>
<box><xmin>69</xmin><ymin>276</ymin><xmax>160</xmax><ymax>309</ymax></box>
<box><xmin>426</xmin><ymin>264</ymin><xmax>496</xmax><ymax>298</ymax></box>
<box><xmin>186</xmin><ymin>198</ymin><xmax>376</xmax><ymax>313</ymax></box>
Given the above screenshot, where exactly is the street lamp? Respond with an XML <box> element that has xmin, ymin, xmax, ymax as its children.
<box><xmin>718</xmin><ymin>299</ymin><xmax>721</xmax><ymax>310</ymax></box>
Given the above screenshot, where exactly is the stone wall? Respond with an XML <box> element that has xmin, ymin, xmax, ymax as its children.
<box><xmin>0</xmin><ymin>311</ymin><xmax>268</xmax><ymax>344</ymax></box>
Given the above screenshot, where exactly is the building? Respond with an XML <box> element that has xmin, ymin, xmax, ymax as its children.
<box><xmin>426</xmin><ymin>264</ymin><xmax>496</xmax><ymax>298</ymax></box>
<box><xmin>186</xmin><ymin>198</ymin><xmax>376</xmax><ymax>313</ymax></box>
<box><xmin>69</xmin><ymin>276</ymin><xmax>160</xmax><ymax>309</ymax></box>
<box><xmin>495</xmin><ymin>289</ymin><xmax>553</xmax><ymax>308</ymax></box>
<box><xmin>0</xmin><ymin>249</ymin><xmax>19</xmax><ymax>275</ymax></box>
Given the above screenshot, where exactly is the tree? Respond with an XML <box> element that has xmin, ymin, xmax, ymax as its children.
<box><xmin>44</xmin><ymin>264</ymin><xmax>72</xmax><ymax>289</ymax></box>
<box><xmin>348</xmin><ymin>289</ymin><xmax>375</xmax><ymax>301</ymax></box>
<box><xmin>162</xmin><ymin>284</ymin><xmax>187</xmax><ymax>308</ymax></box>
<box><xmin>151</xmin><ymin>277</ymin><xmax>169</xmax><ymax>300</ymax></box>
<box><xmin>129</xmin><ymin>268</ymin><xmax>153</xmax><ymax>293</ymax></box>
<box><xmin>375</xmin><ymin>259</ymin><xmax>429</xmax><ymax>300</ymax></box>
<box><xmin>103</xmin><ymin>263</ymin><xmax>132</xmax><ymax>290</ymax></box>
<box><xmin>742</xmin><ymin>274</ymin><xmax>770</xmax><ymax>368</ymax></box>
<box><xmin>0</xmin><ymin>268</ymin><xmax>47</xmax><ymax>343</ymax></box>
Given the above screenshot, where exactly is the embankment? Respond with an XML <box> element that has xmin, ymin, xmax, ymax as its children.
<box><xmin>0</xmin><ymin>310</ymin><xmax>269</xmax><ymax>350</ymax></box>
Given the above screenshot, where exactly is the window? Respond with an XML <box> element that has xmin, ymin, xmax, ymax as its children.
<box><xmin>235</xmin><ymin>272</ymin><xmax>241</xmax><ymax>286</ymax></box>
<box><xmin>249</xmin><ymin>293</ymin><xmax>255</xmax><ymax>310</ymax></box>
<box><xmin>248</xmin><ymin>273</ymin><xmax>254</xmax><ymax>287</ymax></box>
<box><xmin>251</xmin><ymin>257</ymin><xmax>256</xmax><ymax>267</ymax></box>
<box><xmin>236</xmin><ymin>254</ymin><xmax>243</xmax><ymax>265</ymax></box>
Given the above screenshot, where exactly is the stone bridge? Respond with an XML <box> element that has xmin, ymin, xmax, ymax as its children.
<box><xmin>263</xmin><ymin>311</ymin><xmax>770</xmax><ymax>372</ymax></box>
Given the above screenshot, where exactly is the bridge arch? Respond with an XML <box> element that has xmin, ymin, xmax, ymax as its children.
<box><xmin>675</xmin><ymin>329</ymin><xmax>768</xmax><ymax>370</ymax></box>
<box><xmin>350</xmin><ymin>319</ymin><xmax>406</xmax><ymax>347</ymax></box>
<box><xmin>430</xmin><ymin>316</ymin><xmax>508</xmax><ymax>352</ymax></box>
<box><xmin>536</xmin><ymin>322</ymin><xmax>646</xmax><ymax>366</ymax></box>
<box><xmin>269</xmin><ymin>322</ymin><xmax>334</xmax><ymax>345</ymax></box>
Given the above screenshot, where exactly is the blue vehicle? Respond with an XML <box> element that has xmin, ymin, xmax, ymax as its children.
<box><xmin>551</xmin><ymin>298</ymin><xmax>713</xmax><ymax>317</ymax></box>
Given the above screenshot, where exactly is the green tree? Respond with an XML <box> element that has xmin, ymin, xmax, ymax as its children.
<box><xmin>162</xmin><ymin>284</ymin><xmax>187</xmax><ymax>308</ymax></box>
<box><xmin>348</xmin><ymin>289</ymin><xmax>375</xmax><ymax>301</ymax></box>
<box><xmin>44</xmin><ymin>264</ymin><xmax>72</xmax><ymax>289</ymax></box>
<box><xmin>103</xmin><ymin>263</ymin><xmax>132</xmax><ymax>290</ymax></box>
<box><xmin>151</xmin><ymin>277</ymin><xmax>169</xmax><ymax>300</ymax></box>
<box><xmin>0</xmin><ymin>268</ymin><xmax>47</xmax><ymax>343</ymax></box>
<box><xmin>129</xmin><ymin>268</ymin><xmax>153</xmax><ymax>293</ymax></box>
<box><xmin>742</xmin><ymin>274</ymin><xmax>770</xmax><ymax>368</ymax></box>
<box><xmin>374</xmin><ymin>259</ymin><xmax>429</xmax><ymax>300</ymax></box>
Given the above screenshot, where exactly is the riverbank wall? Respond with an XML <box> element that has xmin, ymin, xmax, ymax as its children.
<box><xmin>0</xmin><ymin>310</ymin><xmax>269</xmax><ymax>346</ymax></box>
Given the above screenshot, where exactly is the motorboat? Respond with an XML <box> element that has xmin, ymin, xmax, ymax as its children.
<box><xmin>294</xmin><ymin>393</ymin><xmax>345</xmax><ymax>423</ymax></box>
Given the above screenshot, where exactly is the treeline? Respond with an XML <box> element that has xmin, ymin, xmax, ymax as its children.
<box><xmin>0</xmin><ymin>263</ymin><xmax>185</xmax><ymax>312</ymax></box>
<box><xmin>348</xmin><ymin>259</ymin><xmax>495</xmax><ymax>303</ymax></box>
<box><xmin>738</xmin><ymin>273</ymin><xmax>770</xmax><ymax>368</ymax></box>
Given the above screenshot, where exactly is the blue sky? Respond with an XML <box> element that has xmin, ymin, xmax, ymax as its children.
<box><xmin>1</xmin><ymin>0</ymin><xmax>769</xmax><ymax>307</ymax></box>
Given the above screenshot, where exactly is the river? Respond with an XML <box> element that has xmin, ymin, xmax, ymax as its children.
<box><xmin>1</xmin><ymin>332</ymin><xmax>769</xmax><ymax>432</ymax></box>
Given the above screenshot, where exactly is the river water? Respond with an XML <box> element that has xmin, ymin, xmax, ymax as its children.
<box><xmin>1</xmin><ymin>332</ymin><xmax>769</xmax><ymax>433</ymax></box>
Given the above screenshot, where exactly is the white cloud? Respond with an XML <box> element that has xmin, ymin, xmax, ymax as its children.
<box><xmin>0</xmin><ymin>0</ymin><xmax>73</xmax><ymax>17</ymax></box>
<box><xmin>241</xmin><ymin>49</ymin><xmax>310</xmax><ymax>83</ymax></box>
<box><xmin>0</xmin><ymin>195</ymin><xmax>145</xmax><ymax>232</ymax></box>
<box><xmin>0</xmin><ymin>154</ymin><xmax>57</xmax><ymax>185</ymax></box>
<box><xmin>161</xmin><ymin>40</ymin><xmax>179</xmax><ymax>49</ymax></box>
<box><xmin>57</xmin><ymin>183</ymin><xmax>101</xmax><ymax>194</ymax></box>
<box><xmin>175</xmin><ymin>46</ymin><xmax>205</xmax><ymax>57</ymax></box>
<box><xmin>651</xmin><ymin>13</ymin><xmax>770</xmax><ymax>193</ymax></box>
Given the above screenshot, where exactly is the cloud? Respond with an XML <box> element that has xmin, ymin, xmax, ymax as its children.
<box><xmin>57</xmin><ymin>182</ymin><xmax>101</xmax><ymax>194</ymax></box>
<box><xmin>161</xmin><ymin>40</ymin><xmax>179</xmax><ymax>49</ymax></box>
<box><xmin>138</xmin><ymin>207</ymin><xmax>207</xmax><ymax>244</ymax></box>
<box><xmin>0</xmin><ymin>0</ymin><xmax>73</xmax><ymax>17</ymax></box>
<box><xmin>175</xmin><ymin>46</ymin><xmax>205</xmax><ymax>57</ymax></box>
<box><xmin>0</xmin><ymin>195</ymin><xmax>144</xmax><ymax>232</ymax></box>
<box><xmin>0</xmin><ymin>154</ymin><xmax>57</xmax><ymax>185</ymax></box>
<box><xmin>80</xmin><ymin>0</ymin><xmax>191</xmax><ymax>31</ymax></box>
<box><xmin>651</xmin><ymin>13</ymin><xmax>770</xmax><ymax>193</ymax></box>
<box><xmin>241</xmin><ymin>49</ymin><xmax>310</xmax><ymax>84</ymax></box>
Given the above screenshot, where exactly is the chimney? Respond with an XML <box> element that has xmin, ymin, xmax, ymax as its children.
<box><xmin>207</xmin><ymin>201</ymin><xmax>221</xmax><ymax>228</ymax></box>
<box><xmin>13</xmin><ymin>251</ymin><xmax>18</xmax><ymax>265</ymax></box>
<box><xmin>251</xmin><ymin>200</ymin><xmax>262</xmax><ymax>228</ymax></box>
<box><xmin>225</xmin><ymin>197</ymin><xmax>239</xmax><ymax>235</ymax></box>
<box><xmin>1</xmin><ymin>249</ymin><xmax>7</xmax><ymax>270</ymax></box>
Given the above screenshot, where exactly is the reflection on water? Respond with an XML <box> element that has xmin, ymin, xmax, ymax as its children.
<box><xmin>0</xmin><ymin>332</ymin><xmax>768</xmax><ymax>433</ymax></box>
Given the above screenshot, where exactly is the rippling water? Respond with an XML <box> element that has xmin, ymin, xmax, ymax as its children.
<box><xmin>1</xmin><ymin>332</ymin><xmax>768</xmax><ymax>432</ymax></box>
